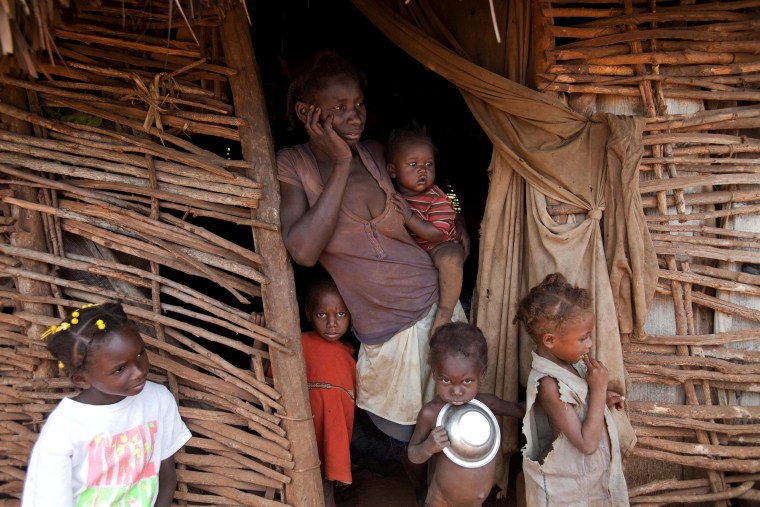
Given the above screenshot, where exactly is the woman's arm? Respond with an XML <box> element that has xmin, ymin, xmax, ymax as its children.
<box><xmin>279</xmin><ymin>108</ymin><xmax>353</xmax><ymax>266</ymax></box>
<box><xmin>155</xmin><ymin>455</ymin><xmax>178</xmax><ymax>507</ymax></box>
<box><xmin>280</xmin><ymin>178</ymin><xmax>348</xmax><ymax>266</ymax></box>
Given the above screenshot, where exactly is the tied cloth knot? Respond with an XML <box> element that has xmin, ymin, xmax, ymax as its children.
<box><xmin>587</xmin><ymin>209</ymin><xmax>603</xmax><ymax>220</ymax></box>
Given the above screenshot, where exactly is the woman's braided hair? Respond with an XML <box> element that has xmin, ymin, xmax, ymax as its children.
<box><xmin>284</xmin><ymin>50</ymin><xmax>366</xmax><ymax>130</ymax></box>
<box><xmin>42</xmin><ymin>302</ymin><xmax>132</xmax><ymax>374</ymax></box>
<box><xmin>513</xmin><ymin>273</ymin><xmax>592</xmax><ymax>341</ymax></box>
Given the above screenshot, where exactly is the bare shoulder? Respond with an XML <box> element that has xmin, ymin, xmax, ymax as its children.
<box><xmin>410</xmin><ymin>399</ymin><xmax>447</xmax><ymax>446</ymax></box>
<box><xmin>418</xmin><ymin>399</ymin><xmax>446</xmax><ymax>424</ymax></box>
<box><xmin>536</xmin><ymin>376</ymin><xmax>562</xmax><ymax>405</ymax></box>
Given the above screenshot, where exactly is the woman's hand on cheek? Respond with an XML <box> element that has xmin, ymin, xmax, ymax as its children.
<box><xmin>305</xmin><ymin>107</ymin><xmax>352</xmax><ymax>164</ymax></box>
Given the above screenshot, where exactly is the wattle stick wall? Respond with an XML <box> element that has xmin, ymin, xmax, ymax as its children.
<box><xmin>0</xmin><ymin>1</ymin><xmax>321</xmax><ymax>504</ymax></box>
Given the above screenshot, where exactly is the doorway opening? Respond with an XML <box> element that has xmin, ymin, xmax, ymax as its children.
<box><xmin>248</xmin><ymin>2</ymin><xmax>513</xmax><ymax>505</ymax></box>
<box><xmin>249</xmin><ymin>0</ymin><xmax>492</xmax><ymax>307</ymax></box>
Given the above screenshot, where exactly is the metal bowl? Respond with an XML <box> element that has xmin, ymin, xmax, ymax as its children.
<box><xmin>436</xmin><ymin>398</ymin><xmax>501</xmax><ymax>468</ymax></box>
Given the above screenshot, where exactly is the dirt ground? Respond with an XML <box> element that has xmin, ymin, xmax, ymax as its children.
<box><xmin>336</xmin><ymin>410</ymin><xmax>521</xmax><ymax>507</ymax></box>
<box><xmin>335</xmin><ymin>466</ymin><xmax>519</xmax><ymax>507</ymax></box>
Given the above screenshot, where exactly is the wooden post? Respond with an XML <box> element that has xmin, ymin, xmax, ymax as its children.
<box><xmin>0</xmin><ymin>83</ymin><xmax>55</xmax><ymax>376</ymax></box>
<box><xmin>219</xmin><ymin>6</ymin><xmax>324</xmax><ymax>506</ymax></box>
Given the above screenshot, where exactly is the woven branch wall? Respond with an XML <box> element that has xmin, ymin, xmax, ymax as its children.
<box><xmin>537</xmin><ymin>1</ymin><xmax>760</xmax><ymax>505</ymax></box>
<box><xmin>0</xmin><ymin>1</ymin><xmax>304</xmax><ymax>505</ymax></box>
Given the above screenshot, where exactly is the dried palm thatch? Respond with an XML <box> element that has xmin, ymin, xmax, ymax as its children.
<box><xmin>0</xmin><ymin>0</ymin><xmax>319</xmax><ymax>505</ymax></box>
<box><xmin>537</xmin><ymin>1</ymin><xmax>760</xmax><ymax>505</ymax></box>
<box><xmin>0</xmin><ymin>0</ymin><xmax>65</xmax><ymax>77</ymax></box>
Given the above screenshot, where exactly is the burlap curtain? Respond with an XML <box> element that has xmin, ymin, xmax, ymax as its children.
<box><xmin>352</xmin><ymin>0</ymin><xmax>659</xmax><ymax>492</ymax></box>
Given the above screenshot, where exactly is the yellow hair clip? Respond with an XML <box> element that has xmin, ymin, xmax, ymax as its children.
<box><xmin>39</xmin><ymin>303</ymin><xmax>104</xmax><ymax>340</ymax></box>
<box><xmin>40</xmin><ymin>325</ymin><xmax>58</xmax><ymax>340</ymax></box>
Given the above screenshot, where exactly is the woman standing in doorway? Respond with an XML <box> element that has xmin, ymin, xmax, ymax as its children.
<box><xmin>276</xmin><ymin>50</ymin><xmax>468</xmax><ymax>446</ymax></box>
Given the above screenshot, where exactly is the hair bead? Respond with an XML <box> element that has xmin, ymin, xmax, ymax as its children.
<box><xmin>40</xmin><ymin>325</ymin><xmax>58</xmax><ymax>340</ymax></box>
<box><xmin>44</xmin><ymin>302</ymin><xmax>129</xmax><ymax>374</ymax></box>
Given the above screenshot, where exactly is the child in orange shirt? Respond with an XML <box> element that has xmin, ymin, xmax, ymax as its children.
<box><xmin>302</xmin><ymin>274</ymin><xmax>356</xmax><ymax>507</ymax></box>
<box><xmin>267</xmin><ymin>274</ymin><xmax>355</xmax><ymax>507</ymax></box>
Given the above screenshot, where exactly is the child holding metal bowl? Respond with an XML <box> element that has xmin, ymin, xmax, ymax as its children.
<box><xmin>407</xmin><ymin>322</ymin><xmax>524</xmax><ymax>506</ymax></box>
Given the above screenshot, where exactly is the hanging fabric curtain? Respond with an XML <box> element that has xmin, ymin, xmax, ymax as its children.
<box><xmin>352</xmin><ymin>0</ymin><xmax>659</xmax><ymax>493</ymax></box>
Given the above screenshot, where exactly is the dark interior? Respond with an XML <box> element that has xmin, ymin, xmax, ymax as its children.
<box><xmin>249</xmin><ymin>0</ymin><xmax>493</xmax><ymax>313</ymax></box>
<box><xmin>245</xmin><ymin>5</ymin><xmax>511</xmax><ymax>501</ymax></box>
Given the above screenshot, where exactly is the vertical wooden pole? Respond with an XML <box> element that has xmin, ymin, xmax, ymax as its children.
<box><xmin>0</xmin><ymin>84</ymin><xmax>54</xmax><ymax>376</ymax></box>
<box><xmin>219</xmin><ymin>6</ymin><xmax>324</xmax><ymax>506</ymax></box>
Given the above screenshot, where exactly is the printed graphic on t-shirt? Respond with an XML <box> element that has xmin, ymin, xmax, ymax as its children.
<box><xmin>78</xmin><ymin>420</ymin><xmax>159</xmax><ymax>506</ymax></box>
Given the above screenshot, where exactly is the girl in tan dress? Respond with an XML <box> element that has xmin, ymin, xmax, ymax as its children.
<box><xmin>514</xmin><ymin>273</ymin><xmax>629</xmax><ymax>507</ymax></box>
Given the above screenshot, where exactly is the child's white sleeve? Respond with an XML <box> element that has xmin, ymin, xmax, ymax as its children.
<box><xmin>21</xmin><ymin>417</ymin><xmax>74</xmax><ymax>507</ymax></box>
<box><xmin>158</xmin><ymin>386</ymin><xmax>191</xmax><ymax>460</ymax></box>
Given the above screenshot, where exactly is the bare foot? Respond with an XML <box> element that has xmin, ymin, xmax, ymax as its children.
<box><xmin>430</xmin><ymin>307</ymin><xmax>453</xmax><ymax>337</ymax></box>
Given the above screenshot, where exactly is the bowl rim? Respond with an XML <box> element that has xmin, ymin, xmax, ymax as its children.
<box><xmin>436</xmin><ymin>398</ymin><xmax>501</xmax><ymax>468</ymax></box>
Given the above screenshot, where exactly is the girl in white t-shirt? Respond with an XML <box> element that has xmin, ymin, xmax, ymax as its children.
<box><xmin>22</xmin><ymin>302</ymin><xmax>191</xmax><ymax>507</ymax></box>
